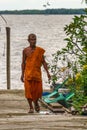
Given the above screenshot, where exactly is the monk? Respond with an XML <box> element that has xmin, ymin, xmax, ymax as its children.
<box><xmin>21</xmin><ymin>33</ymin><xmax>51</xmax><ymax>113</ymax></box>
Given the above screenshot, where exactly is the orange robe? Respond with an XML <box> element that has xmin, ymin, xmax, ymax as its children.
<box><xmin>24</xmin><ymin>46</ymin><xmax>45</xmax><ymax>101</ymax></box>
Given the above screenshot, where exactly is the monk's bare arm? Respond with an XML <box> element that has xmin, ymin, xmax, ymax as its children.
<box><xmin>21</xmin><ymin>49</ymin><xmax>26</xmax><ymax>82</ymax></box>
<box><xmin>42</xmin><ymin>55</ymin><xmax>51</xmax><ymax>80</ymax></box>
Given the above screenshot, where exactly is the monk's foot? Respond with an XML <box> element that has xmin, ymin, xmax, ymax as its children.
<box><xmin>28</xmin><ymin>108</ymin><xmax>34</xmax><ymax>113</ymax></box>
<box><xmin>34</xmin><ymin>103</ymin><xmax>40</xmax><ymax>112</ymax></box>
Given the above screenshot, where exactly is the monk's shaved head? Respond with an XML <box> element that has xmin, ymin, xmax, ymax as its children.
<box><xmin>28</xmin><ymin>34</ymin><xmax>36</xmax><ymax>40</ymax></box>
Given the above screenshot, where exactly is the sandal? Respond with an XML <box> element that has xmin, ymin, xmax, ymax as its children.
<box><xmin>28</xmin><ymin>108</ymin><xmax>34</xmax><ymax>113</ymax></box>
<box><xmin>35</xmin><ymin>105</ymin><xmax>40</xmax><ymax>112</ymax></box>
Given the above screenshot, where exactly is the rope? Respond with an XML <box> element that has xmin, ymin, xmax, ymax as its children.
<box><xmin>0</xmin><ymin>15</ymin><xmax>7</xmax><ymax>56</ymax></box>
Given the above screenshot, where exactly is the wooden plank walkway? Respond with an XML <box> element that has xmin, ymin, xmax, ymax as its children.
<box><xmin>39</xmin><ymin>99</ymin><xmax>71</xmax><ymax>113</ymax></box>
<box><xmin>0</xmin><ymin>89</ymin><xmax>87</xmax><ymax>130</ymax></box>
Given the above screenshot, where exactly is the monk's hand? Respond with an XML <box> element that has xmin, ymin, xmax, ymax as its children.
<box><xmin>21</xmin><ymin>75</ymin><xmax>24</xmax><ymax>82</ymax></box>
<box><xmin>47</xmin><ymin>73</ymin><xmax>51</xmax><ymax>81</ymax></box>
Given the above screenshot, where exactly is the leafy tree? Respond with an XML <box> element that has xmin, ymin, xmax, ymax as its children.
<box><xmin>49</xmin><ymin>9</ymin><xmax>87</xmax><ymax>114</ymax></box>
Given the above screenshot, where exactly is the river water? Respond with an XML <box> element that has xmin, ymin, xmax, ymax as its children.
<box><xmin>0</xmin><ymin>15</ymin><xmax>74</xmax><ymax>89</ymax></box>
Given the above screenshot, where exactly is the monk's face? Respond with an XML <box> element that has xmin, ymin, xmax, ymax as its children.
<box><xmin>28</xmin><ymin>34</ymin><xmax>36</xmax><ymax>48</ymax></box>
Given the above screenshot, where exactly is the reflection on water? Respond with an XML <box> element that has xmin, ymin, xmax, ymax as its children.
<box><xmin>0</xmin><ymin>15</ymin><xmax>74</xmax><ymax>89</ymax></box>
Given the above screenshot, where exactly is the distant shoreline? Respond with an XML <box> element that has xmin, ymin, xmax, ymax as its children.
<box><xmin>0</xmin><ymin>8</ymin><xmax>86</xmax><ymax>15</ymax></box>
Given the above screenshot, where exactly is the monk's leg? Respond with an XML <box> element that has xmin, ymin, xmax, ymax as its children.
<box><xmin>27</xmin><ymin>98</ymin><xmax>34</xmax><ymax>113</ymax></box>
<box><xmin>24</xmin><ymin>80</ymin><xmax>34</xmax><ymax>113</ymax></box>
<box><xmin>34</xmin><ymin>99</ymin><xmax>40</xmax><ymax>112</ymax></box>
<box><xmin>25</xmin><ymin>80</ymin><xmax>42</xmax><ymax>113</ymax></box>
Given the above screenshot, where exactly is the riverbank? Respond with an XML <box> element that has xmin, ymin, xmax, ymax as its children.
<box><xmin>0</xmin><ymin>89</ymin><xmax>87</xmax><ymax>130</ymax></box>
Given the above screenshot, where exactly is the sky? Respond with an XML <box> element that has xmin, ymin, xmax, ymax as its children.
<box><xmin>0</xmin><ymin>0</ymin><xmax>87</xmax><ymax>10</ymax></box>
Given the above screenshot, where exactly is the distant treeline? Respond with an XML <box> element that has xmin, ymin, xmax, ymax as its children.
<box><xmin>0</xmin><ymin>9</ymin><xmax>86</xmax><ymax>15</ymax></box>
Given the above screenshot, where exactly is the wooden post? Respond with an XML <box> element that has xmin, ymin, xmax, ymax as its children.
<box><xmin>6</xmin><ymin>27</ymin><xmax>11</xmax><ymax>89</ymax></box>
